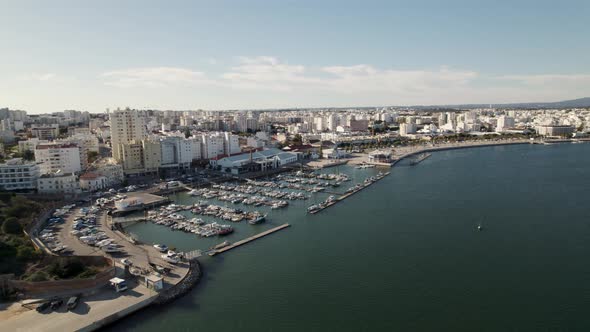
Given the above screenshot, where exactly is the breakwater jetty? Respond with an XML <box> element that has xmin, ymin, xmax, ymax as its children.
<box><xmin>209</xmin><ymin>223</ymin><xmax>291</xmax><ymax>256</ymax></box>
<box><xmin>155</xmin><ymin>260</ymin><xmax>202</xmax><ymax>305</ymax></box>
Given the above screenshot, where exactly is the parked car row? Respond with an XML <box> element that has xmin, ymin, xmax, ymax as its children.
<box><xmin>36</xmin><ymin>295</ymin><xmax>80</xmax><ymax>313</ymax></box>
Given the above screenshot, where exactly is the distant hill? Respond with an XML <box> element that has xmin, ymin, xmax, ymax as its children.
<box><xmin>408</xmin><ymin>97</ymin><xmax>590</xmax><ymax>110</ymax></box>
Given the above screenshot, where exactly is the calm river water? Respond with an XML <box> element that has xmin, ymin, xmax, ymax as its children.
<box><xmin>109</xmin><ymin>143</ymin><xmax>590</xmax><ymax>331</ymax></box>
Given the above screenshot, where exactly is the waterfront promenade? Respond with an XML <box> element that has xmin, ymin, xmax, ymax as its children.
<box><xmin>391</xmin><ymin>139</ymin><xmax>533</xmax><ymax>165</ymax></box>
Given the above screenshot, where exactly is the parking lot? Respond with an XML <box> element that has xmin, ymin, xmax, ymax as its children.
<box><xmin>10</xmin><ymin>196</ymin><xmax>191</xmax><ymax>331</ymax></box>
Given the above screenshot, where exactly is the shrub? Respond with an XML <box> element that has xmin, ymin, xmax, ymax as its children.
<box><xmin>47</xmin><ymin>257</ymin><xmax>85</xmax><ymax>279</ymax></box>
<box><xmin>16</xmin><ymin>246</ymin><xmax>37</xmax><ymax>261</ymax></box>
<box><xmin>77</xmin><ymin>267</ymin><xmax>99</xmax><ymax>279</ymax></box>
<box><xmin>25</xmin><ymin>271</ymin><xmax>49</xmax><ymax>282</ymax></box>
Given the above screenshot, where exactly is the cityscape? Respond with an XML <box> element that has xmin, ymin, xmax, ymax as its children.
<box><xmin>2</xmin><ymin>1</ymin><xmax>590</xmax><ymax>332</ymax></box>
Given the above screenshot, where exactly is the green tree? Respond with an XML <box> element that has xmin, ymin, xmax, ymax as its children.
<box><xmin>184</xmin><ymin>127</ymin><xmax>191</xmax><ymax>139</ymax></box>
<box><xmin>88</xmin><ymin>151</ymin><xmax>99</xmax><ymax>163</ymax></box>
<box><xmin>292</xmin><ymin>134</ymin><xmax>303</xmax><ymax>145</ymax></box>
<box><xmin>22</xmin><ymin>150</ymin><xmax>35</xmax><ymax>161</ymax></box>
<box><xmin>2</xmin><ymin>217</ymin><xmax>22</xmax><ymax>234</ymax></box>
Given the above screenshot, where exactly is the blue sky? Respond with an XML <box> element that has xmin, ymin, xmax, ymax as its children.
<box><xmin>1</xmin><ymin>0</ymin><xmax>589</xmax><ymax>113</ymax></box>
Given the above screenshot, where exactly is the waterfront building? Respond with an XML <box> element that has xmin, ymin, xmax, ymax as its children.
<box><xmin>210</xmin><ymin>148</ymin><xmax>298</xmax><ymax>174</ymax></box>
<box><xmin>0</xmin><ymin>158</ymin><xmax>40</xmax><ymax>191</ymax></box>
<box><xmin>368</xmin><ymin>150</ymin><xmax>393</xmax><ymax>163</ymax></box>
<box><xmin>496</xmin><ymin>116</ymin><xmax>515</xmax><ymax>132</ymax></box>
<box><xmin>536</xmin><ymin>125</ymin><xmax>575</xmax><ymax>137</ymax></box>
<box><xmin>322</xmin><ymin>148</ymin><xmax>349</xmax><ymax>159</ymax></box>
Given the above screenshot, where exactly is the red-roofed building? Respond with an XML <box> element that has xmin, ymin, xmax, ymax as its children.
<box><xmin>79</xmin><ymin>172</ymin><xmax>107</xmax><ymax>191</ymax></box>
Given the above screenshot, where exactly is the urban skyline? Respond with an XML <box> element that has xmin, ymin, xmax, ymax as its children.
<box><xmin>2</xmin><ymin>0</ymin><xmax>590</xmax><ymax>113</ymax></box>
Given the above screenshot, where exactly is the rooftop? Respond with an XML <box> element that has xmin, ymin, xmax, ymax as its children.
<box><xmin>36</xmin><ymin>143</ymin><xmax>79</xmax><ymax>150</ymax></box>
<box><xmin>80</xmin><ymin>172</ymin><xmax>103</xmax><ymax>180</ymax></box>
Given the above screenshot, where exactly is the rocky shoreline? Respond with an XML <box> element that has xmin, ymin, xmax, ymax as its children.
<box><xmin>154</xmin><ymin>259</ymin><xmax>202</xmax><ymax>305</ymax></box>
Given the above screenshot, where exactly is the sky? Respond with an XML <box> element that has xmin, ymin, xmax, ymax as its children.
<box><xmin>1</xmin><ymin>0</ymin><xmax>589</xmax><ymax>113</ymax></box>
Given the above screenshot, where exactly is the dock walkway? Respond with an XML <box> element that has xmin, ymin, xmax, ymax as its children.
<box><xmin>310</xmin><ymin>172</ymin><xmax>390</xmax><ymax>215</ymax></box>
<box><xmin>209</xmin><ymin>223</ymin><xmax>291</xmax><ymax>256</ymax></box>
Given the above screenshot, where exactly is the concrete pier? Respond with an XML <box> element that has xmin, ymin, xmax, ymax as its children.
<box><xmin>209</xmin><ymin>223</ymin><xmax>291</xmax><ymax>256</ymax></box>
<box><xmin>310</xmin><ymin>172</ymin><xmax>389</xmax><ymax>215</ymax></box>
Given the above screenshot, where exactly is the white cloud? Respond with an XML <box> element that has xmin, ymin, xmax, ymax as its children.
<box><xmin>19</xmin><ymin>73</ymin><xmax>56</xmax><ymax>81</ymax></box>
<box><xmin>101</xmin><ymin>67</ymin><xmax>207</xmax><ymax>88</ymax></box>
<box><xmin>220</xmin><ymin>56</ymin><xmax>317</xmax><ymax>91</ymax></box>
<box><xmin>96</xmin><ymin>58</ymin><xmax>590</xmax><ymax>106</ymax></box>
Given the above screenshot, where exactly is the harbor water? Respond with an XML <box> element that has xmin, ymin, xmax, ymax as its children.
<box><xmin>110</xmin><ymin>143</ymin><xmax>590</xmax><ymax>331</ymax></box>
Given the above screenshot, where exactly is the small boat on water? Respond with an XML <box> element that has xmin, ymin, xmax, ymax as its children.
<box><xmin>307</xmin><ymin>205</ymin><xmax>320</xmax><ymax>213</ymax></box>
<box><xmin>190</xmin><ymin>218</ymin><xmax>205</xmax><ymax>225</ymax></box>
<box><xmin>217</xmin><ymin>226</ymin><xmax>234</xmax><ymax>236</ymax></box>
<box><xmin>212</xmin><ymin>241</ymin><xmax>231</xmax><ymax>250</ymax></box>
<box><xmin>477</xmin><ymin>224</ymin><xmax>483</xmax><ymax>231</ymax></box>
<box><xmin>248</xmin><ymin>214</ymin><xmax>266</xmax><ymax>225</ymax></box>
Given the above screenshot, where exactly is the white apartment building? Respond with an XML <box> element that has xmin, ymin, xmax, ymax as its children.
<box><xmin>79</xmin><ymin>172</ymin><xmax>108</xmax><ymax>191</ymax></box>
<box><xmin>0</xmin><ymin>158</ymin><xmax>40</xmax><ymax>191</ymax></box>
<box><xmin>201</xmin><ymin>134</ymin><xmax>225</xmax><ymax>159</ymax></box>
<box><xmin>95</xmin><ymin>164</ymin><xmax>124</xmax><ymax>186</ymax></box>
<box><xmin>400</xmin><ymin>123</ymin><xmax>417</xmax><ymax>136</ymax></box>
<box><xmin>536</xmin><ymin>125</ymin><xmax>575</xmax><ymax>137</ymax></box>
<box><xmin>224</xmin><ymin>132</ymin><xmax>240</xmax><ymax>155</ymax></box>
<box><xmin>38</xmin><ymin>172</ymin><xmax>80</xmax><ymax>195</ymax></box>
<box><xmin>35</xmin><ymin>143</ymin><xmax>83</xmax><ymax>174</ymax></box>
<box><xmin>184</xmin><ymin>138</ymin><xmax>202</xmax><ymax>161</ymax></box>
<box><xmin>496</xmin><ymin>116</ymin><xmax>515</xmax><ymax>132</ymax></box>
